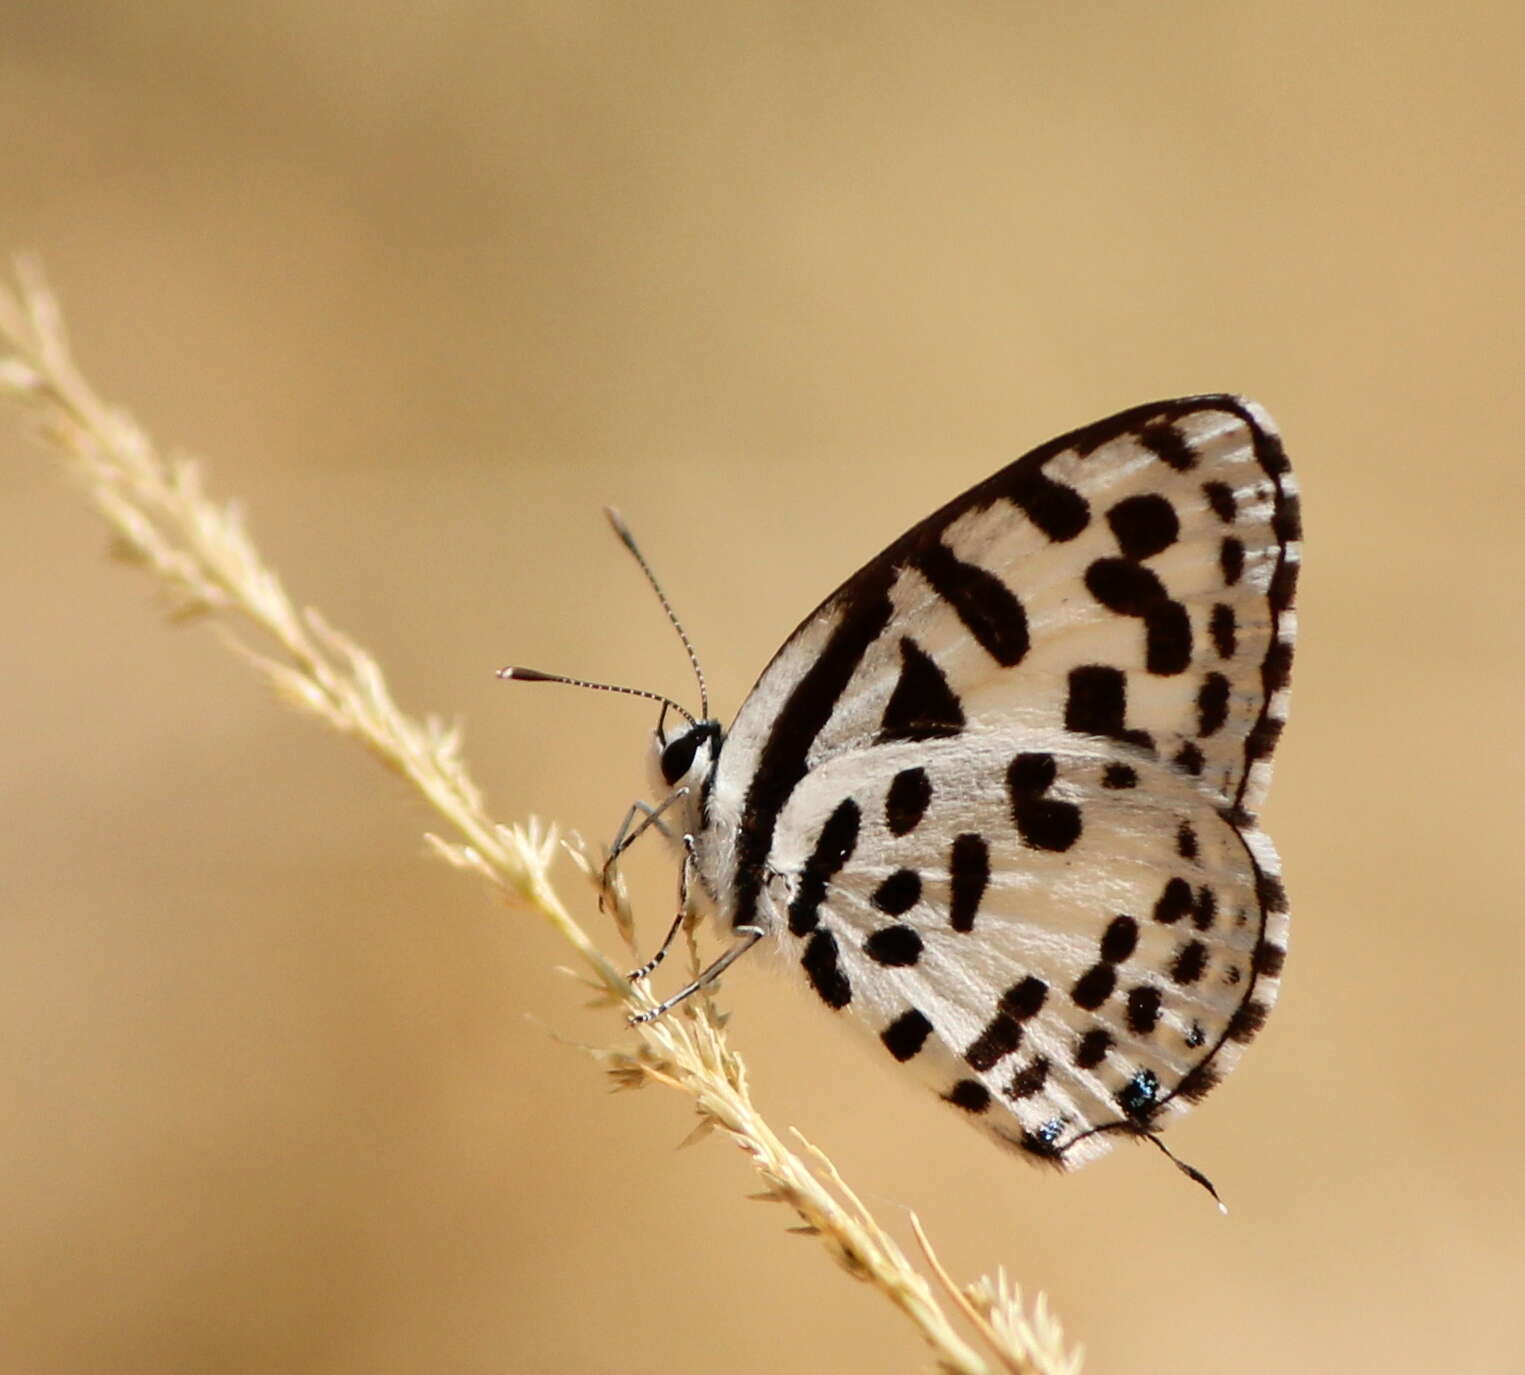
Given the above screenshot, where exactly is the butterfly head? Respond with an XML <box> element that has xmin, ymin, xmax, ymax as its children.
<box><xmin>651</xmin><ymin>716</ymin><xmax>722</xmax><ymax>806</ymax></box>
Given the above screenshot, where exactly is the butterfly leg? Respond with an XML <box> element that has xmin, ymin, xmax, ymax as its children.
<box><xmin>599</xmin><ymin>790</ymin><xmax>686</xmax><ymax>909</ymax></box>
<box><xmin>628</xmin><ymin>923</ymin><xmax>764</xmax><ymax>1024</ymax></box>
<box><xmin>626</xmin><ymin>836</ymin><xmax>695</xmax><ymax>982</ymax></box>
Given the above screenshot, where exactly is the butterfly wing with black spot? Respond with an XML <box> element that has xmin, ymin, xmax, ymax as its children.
<box><xmin>761</xmin><ymin>733</ymin><xmax>1285</xmax><ymax>1165</ymax></box>
<box><xmin>695</xmin><ymin>395</ymin><xmax>1298</xmax><ymax>1166</ymax></box>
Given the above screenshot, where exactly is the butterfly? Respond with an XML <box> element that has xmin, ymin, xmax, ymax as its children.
<box><xmin>506</xmin><ymin>395</ymin><xmax>1298</xmax><ymax>1181</ymax></box>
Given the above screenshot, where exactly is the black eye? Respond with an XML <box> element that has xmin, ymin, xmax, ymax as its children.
<box><xmin>660</xmin><ymin>730</ymin><xmax>701</xmax><ymax>786</ymax></box>
<box><xmin>659</xmin><ymin>723</ymin><xmax>718</xmax><ymax>787</ymax></box>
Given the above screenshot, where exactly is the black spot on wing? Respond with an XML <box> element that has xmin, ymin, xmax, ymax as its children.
<box><xmin>963</xmin><ymin>1024</ymin><xmax>1024</xmax><ymax>1079</ymax></box>
<box><xmin>1253</xmin><ymin>940</ymin><xmax>1287</xmax><ymax>978</ymax></box>
<box><xmin>1003</xmin><ymin>976</ymin><xmax>1049</xmax><ymax>1019</ymax></box>
<box><xmin>1171</xmin><ymin>939</ymin><xmax>1209</xmax><ymax>985</ymax></box>
<box><xmin>1176</xmin><ymin>1062</ymin><xmax>1222</xmax><ymax>1104</ymax></box>
<box><xmin>1228</xmin><ymin>998</ymin><xmax>1270</xmax><ymax>1043</ymax></box>
<box><xmin>871</xmin><ymin>868</ymin><xmax>922</xmax><ymax>916</ymax></box>
<box><xmin>787</xmin><ymin>799</ymin><xmax>861</xmax><ymax>936</ymax></box>
<box><xmin>1138</xmin><ymin>422</ymin><xmax>1196</xmax><ymax>471</ymax></box>
<box><xmin>1101</xmin><ymin>762</ymin><xmax>1138</xmax><ymax>789</ymax></box>
<box><xmin>1153</xmin><ymin>877</ymin><xmax>1193</xmax><ymax>925</ymax></box>
<box><xmin>1263</xmin><ymin>640</ymin><xmax>1293</xmax><ymax>694</ymax></box>
<box><xmin>948</xmin><ymin>833</ymin><xmax>989</xmax><ymax>933</ymax></box>
<box><xmin>965</xmin><ymin>1016</ymin><xmax>1023</xmax><ymax>1073</ymax></box>
<box><xmin>914</xmin><ymin>542</ymin><xmax>1029</xmax><ymax>667</ymax></box>
<box><xmin>879</xmin><ymin>637</ymin><xmax>965</xmax><ymax>743</ymax></box>
<box><xmin>1257</xmin><ymin>422</ymin><xmax>1292</xmax><ymax>475</ymax></box>
<box><xmin>884</xmin><ymin>767</ymin><xmax>933</xmax><ymax>836</ymax></box>
<box><xmin>1197</xmin><ymin>672</ymin><xmax>1231</xmax><ymax>737</ymax></box>
<box><xmin>864</xmin><ymin>923</ymin><xmax>923</xmax><ymax>966</ymax></box>
<box><xmin>1070</xmin><ymin>963</ymin><xmax>1116</xmax><ymax>1010</ymax></box>
<box><xmin>1107</xmin><ymin>493</ymin><xmax>1179</xmax><ymax>561</ymax></box>
<box><xmin>1065</xmin><ymin>666</ymin><xmax>1153</xmax><ymax>752</ymax></box>
<box><xmin>1006</xmin><ymin>1056</ymin><xmax>1050</xmax><ymax>1100</ymax></box>
<box><xmin>1074</xmin><ymin>1028</ymin><xmax>1112</xmax><ymax>1069</ymax></box>
<box><xmin>1209</xmin><ymin>603</ymin><xmax>1237</xmax><ymax>659</ymax></box>
<box><xmin>1003</xmin><ymin>469</ymin><xmax>1089</xmax><ymax>541</ymax></box>
<box><xmin>945</xmin><ymin>1079</ymin><xmax>991</xmax><ymax>1113</ymax></box>
<box><xmin>1099</xmin><ymin>915</ymin><xmax>1139</xmax><ymax>963</ymax></box>
<box><xmin>1202</xmin><ymin>480</ymin><xmax>1237</xmax><ymax>522</ymax></box>
<box><xmin>1073</xmin><ymin>911</ymin><xmax>1140</xmax><ymax>1010</ymax></box>
<box><xmin>1173</xmin><ymin>741</ymin><xmax>1205</xmax><ymax>776</ymax></box>
<box><xmin>1257</xmin><ymin>870</ymin><xmax>1289</xmax><ymax>914</ymax></box>
<box><xmin>1270</xmin><ymin>554</ymin><xmax>1298</xmax><ymax>612</ymax></box>
<box><xmin>965</xmin><ymin>977</ymin><xmax>1048</xmax><ymax>1071</ymax></box>
<box><xmin>1220</xmin><ymin>536</ymin><xmax>1245</xmax><ymax>586</ymax></box>
<box><xmin>880</xmin><ymin>1009</ymin><xmax>933</xmax><ymax>1062</ymax></box>
<box><xmin>801</xmin><ymin>929</ymin><xmax>852</xmax><ymax>1009</ymax></box>
<box><xmin>1274</xmin><ymin>491</ymin><xmax>1303</xmax><ymax>544</ymax></box>
<box><xmin>1007</xmin><ymin>753</ymin><xmax>1081</xmax><ymax>852</ymax></box>
<box><xmin>1084</xmin><ymin>558</ymin><xmax>1192</xmax><ymax>675</ymax></box>
<box><xmin>1246</xmin><ymin>716</ymin><xmax>1284</xmax><ymax>764</ymax></box>
<box><xmin>1117</xmin><ymin>1068</ymin><xmax>1162</xmax><ymax>1122</ymax></box>
<box><xmin>1019</xmin><ymin>1119</ymin><xmax>1066</xmax><ymax>1160</ymax></box>
<box><xmin>1126</xmin><ymin>986</ymin><xmax>1163</xmax><ymax>1035</ymax></box>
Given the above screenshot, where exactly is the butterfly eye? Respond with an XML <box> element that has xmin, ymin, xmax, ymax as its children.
<box><xmin>659</xmin><ymin>723</ymin><xmax>717</xmax><ymax>787</ymax></box>
<box><xmin>659</xmin><ymin>730</ymin><xmax>701</xmax><ymax>786</ymax></box>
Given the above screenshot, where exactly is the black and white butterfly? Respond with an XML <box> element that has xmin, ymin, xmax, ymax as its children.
<box><xmin>508</xmin><ymin>395</ymin><xmax>1298</xmax><ymax>1179</ymax></box>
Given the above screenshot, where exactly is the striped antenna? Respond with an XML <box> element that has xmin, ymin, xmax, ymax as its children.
<box><xmin>496</xmin><ymin>666</ymin><xmax>696</xmax><ymax>730</ymax></box>
<box><xmin>604</xmin><ymin>507</ymin><xmax>710</xmax><ymax>720</ymax></box>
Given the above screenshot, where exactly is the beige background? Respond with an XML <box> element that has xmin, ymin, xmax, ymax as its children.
<box><xmin>2</xmin><ymin>5</ymin><xmax>1522</xmax><ymax>1372</ymax></box>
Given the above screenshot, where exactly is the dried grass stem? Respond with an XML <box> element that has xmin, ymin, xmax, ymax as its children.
<box><xmin>0</xmin><ymin>261</ymin><xmax>1079</xmax><ymax>1375</ymax></box>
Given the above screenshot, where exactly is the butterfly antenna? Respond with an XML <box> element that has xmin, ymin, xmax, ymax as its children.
<box><xmin>604</xmin><ymin>507</ymin><xmax>710</xmax><ymax>720</ymax></box>
<box><xmin>496</xmin><ymin>666</ymin><xmax>697</xmax><ymax>729</ymax></box>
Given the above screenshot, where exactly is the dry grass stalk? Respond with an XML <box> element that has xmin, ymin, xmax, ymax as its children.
<box><xmin>0</xmin><ymin>260</ymin><xmax>1081</xmax><ymax>1375</ymax></box>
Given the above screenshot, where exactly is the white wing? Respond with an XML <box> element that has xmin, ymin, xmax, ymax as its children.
<box><xmin>764</xmin><ymin>734</ymin><xmax>1284</xmax><ymax>1166</ymax></box>
<box><xmin>694</xmin><ymin>396</ymin><xmax>1298</xmax><ymax>1167</ymax></box>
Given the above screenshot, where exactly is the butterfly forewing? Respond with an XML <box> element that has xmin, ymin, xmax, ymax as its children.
<box><xmin>691</xmin><ymin>395</ymin><xmax>1298</xmax><ymax>1168</ymax></box>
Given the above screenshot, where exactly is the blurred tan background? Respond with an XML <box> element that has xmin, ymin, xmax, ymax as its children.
<box><xmin>2</xmin><ymin>4</ymin><xmax>1522</xmax><ymax>1372</ymax></box>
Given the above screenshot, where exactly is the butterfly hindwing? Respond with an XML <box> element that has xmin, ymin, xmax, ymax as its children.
<box><xmin>686</xmin><ymin>395</ymin><xmax>1298</xmax><ymax>1168</ymax></box>
<box><xmin>768</xmin><ymin>733</ymin><xmax>1284</xmax><ymax>1165</ymax></box>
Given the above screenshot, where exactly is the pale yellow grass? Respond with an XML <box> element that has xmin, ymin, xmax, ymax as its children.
<box><xmin>0</xmin><ymin>260</ymin><xmax>1079</xmax><ymax>1375</ymax></box>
